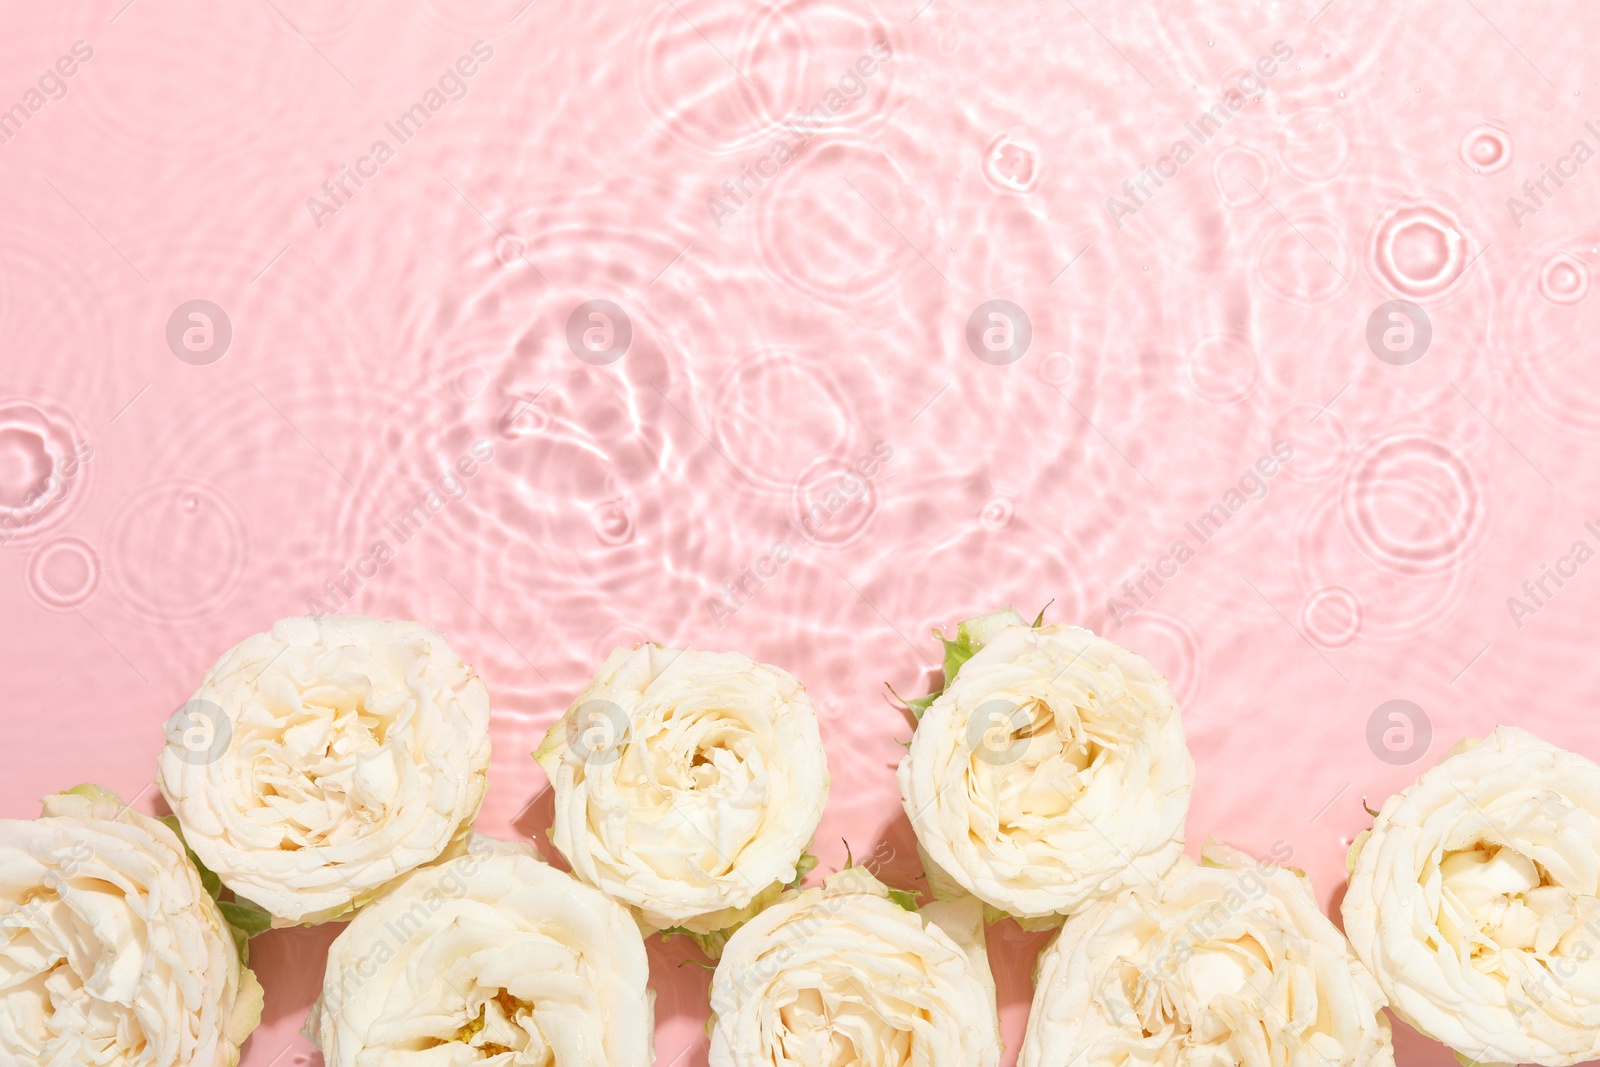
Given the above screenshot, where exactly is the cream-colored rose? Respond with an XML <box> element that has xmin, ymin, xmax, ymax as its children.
<box><xmin>1023</xmin><ymin>841</ymin><xmax>1393</xmax><ymax>1067</ymax></box>
<box><xmin>0</xmin><ymin>785</ymin><xmax>263</xmax><ymax>1067</ymax></box>
<box><xmin>534</xmin><ymin>644</ymin><xmax>828</xmax><ymax>945</ymax></box>
<box><xmin>897</xmin><ymin>607</ymin><xmax>1193</xmax><ymax>922</ymax></box>
<box><xmin>306</xmin><ymin>834</ymin><xmax>653</xmax><ymax>1067</ymax></box>
<box><xmin>156</xmin><ymin>615</ymin><xmax>492</xmax><ymax>925</ymax></box>
<box><xmin>709</xmin><ymin>865</ymin><xmax>1000</xmax><ymax>1067</ymax></box>
<box><xmin>1344</xmin><ymin>726</ymin><xmax>1600</xmax><ymax>1066</ymax></box>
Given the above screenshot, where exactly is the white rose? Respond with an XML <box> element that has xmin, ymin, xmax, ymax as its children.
<box><xmin>0</xmin><ymin>785</ymin><xmax>263</xmax><ymax>1067</ymax></box>
<box><xmin>1023</xmin><ymin>841</ymin><xmax>1393</xmax><ymax>1067</ymax></box>
<box><xmin>306</xmin><ymin>833</ymin><xmax>653</xmax><ymax>1067</ymax></box>
<box><xmin>896</xmin><ymin>607</ymin><xmax>1193</xmax><ymax>922</ymax></box>
<box><xmin>156</xmin><ymin>615</ymin><xmax>492</xmax><ymax>926</ymax></box>
<box><xmin>534</xmin><ymin>644</ymin><xmax>828</xmax><ymax>946</ymax></box>
<box><xmin>1343</xmin><ymin>725</ymin><xmax>1600</xmax><ymax>1066</ymax></box>
<box><xmin>709</xmin><ymin>865</ymin><xmax>1001</xmax><ymax>1067</ymax></box>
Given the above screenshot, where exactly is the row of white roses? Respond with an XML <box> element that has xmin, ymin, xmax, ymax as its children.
<box><xmin>4</xmin><ymin>605</ymin><xmax>1598</xmax><ymax>1066</ymax></box>
<box><xmin>890</xmin><ymin>607</ymin><xmax>1600</xmax><ymax>1067</ymax></box>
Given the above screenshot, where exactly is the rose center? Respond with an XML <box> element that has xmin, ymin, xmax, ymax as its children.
<box><xmin>432</xmin><ymin>988</ymin><xmax>545</xmax><ymax>1064</ymax></box>
<box><xmin>244</xmin><ymin>681</ymin><xmax>407</xmax><ymax>846</ymax></box>
<box><xmin>1437</xmin><ymin>843</ymin><xmax>1575</xmax><ymax>959</ymax></box>
<box><xmin>1112</xmin><ymin>935</ymin><xmax>1275</xmax><ymax>1064</ymax></box>
<box><xmin>774</xmin><ymin>981</ymin><xmax>917</xmax><ymax>1067</ymax></box>
<box><xmin>972</xmin><ymin>698</ymin><xmax>1107</xmax><ymax>833</ymax></box>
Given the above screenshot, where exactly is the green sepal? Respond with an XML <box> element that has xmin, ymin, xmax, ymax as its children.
<box><xmin>887</xmin><ymin>683</ymin><xmax>936</xmax><ymax>725</ymax></box>
<box><xmin>789</xmin><ymin>850</ymin><xmax>820</xmax><ymax>889</ymax></box>
<box><xmin>886</xmin><ymin>887</ymin><xmax>920</xmax><ymax>912</ymax></box>
<box><xmin>658</xmin><ymin>926</ymin><xmax>733</xmax><ymax>959</ymax></box>
<box><xmin>935</xmin><ymin>625</ymin><xmax>981</xmax><ymax>692</ymax></box>
<box><xmin>893</xmin><ymin>615</ymin><xmax>988</xmax><ymax>724</ymax></box>
<box><xmin>1453</xmin><ymin>1051</ymin><xmax>1514</xmax><ymax>1067</ymax></box>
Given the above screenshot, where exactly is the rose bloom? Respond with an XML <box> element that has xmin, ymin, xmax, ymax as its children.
<box><xmin>897</xmin><ymin>607</ymin><xmax>1193</xmax><ymax>923</ymax></box>
<box><xmin>157</xmin><ymin>615</ymin><xmax>492</xmax><ymax>925</ymax></box>
<box><xmin>709</xmin><ymin>865</ymin><xmax>1000</xmax><ymax>1067</ymax></box>
<box><xmin>1023</xmin><ymin>841</ymin><xmax>1393</xmax><ymax>1067</ymax></box>
<box><xmin>306</xmin><ymin>834</ymin><xmax>652</xmax><ymax>1067</ymax></box>
<box><xmin>0</xmin><ymin>785</ymin><xmax>263</xmax><ymax>1066</ymax></box>
<box><xmin>534</xmin><ymin>644</ymin><xmax>828</xmax><ymax>947</ymax></box>
<box><xmin>1344</xmin><ymin>726</ymin><xmax>1600</xmax><ymax>1066</ymax></box>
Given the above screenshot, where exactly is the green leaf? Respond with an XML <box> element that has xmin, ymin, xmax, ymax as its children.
<box><xmin>1032</xmin><ymin>600</ymin><xmax>1053</xmax><ymax>628</ymax></box>
<box><xmin>886</xmin><ymin>887</ymin><xmax>920</xmax><ymax>912</ymax></box>
<box><xmin>218</xmin><ymin>899</ymin><xmax>273</xmax><ymax>938</ymax></box>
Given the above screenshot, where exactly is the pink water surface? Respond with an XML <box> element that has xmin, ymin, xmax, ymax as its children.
<box><xmin>4</xmin><ymin>1</ymin><xmax>1600</xmax><ymax>1065</ymax></box>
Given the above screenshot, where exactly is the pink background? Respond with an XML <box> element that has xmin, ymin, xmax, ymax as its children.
<box><xmin>4</xmin><ymin>1</ymin><xmax>1600</xmax><ymax>1065</ymax></box>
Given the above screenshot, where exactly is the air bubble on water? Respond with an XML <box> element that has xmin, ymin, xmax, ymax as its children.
<box><xmin>1538</xmin><ymin>253</ymin><xmax>1588</xmax><ymax>304</ymax></box>
<box><xmin>593</xmin><ymin>499</ymin><xmax>634</xmax><ymax>545</ymax></box>
<box><xmin>1373</xmin><ymin>202</ymin><xmax>1469</xmax><ymax>298</ymax></box>
<box><xmin>982</xmin><ymin>133</ymin><xmax>1040</xmax><ymax>194</ymax></box>
<box><xmin>978</xmin><ymin>497</ymin><xmax>1014</xmax><ymax>530</ymax></box>
<box><xmin>1460</xmin><ymin>124</ymin><xmax>1512</xmax><ymax>174</ymax></box>
<box><xmin>27</xmin><ymin>537</ymin><xmax>100</xmax><ymax>610</ymax></box>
